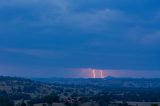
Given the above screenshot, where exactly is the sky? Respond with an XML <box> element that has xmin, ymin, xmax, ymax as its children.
<box><xmin>0</xmin><ymin>0</ymin><xmax>160</xmax><ymax>78</ymax></box>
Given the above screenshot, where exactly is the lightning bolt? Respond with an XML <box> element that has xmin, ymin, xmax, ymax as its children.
<box><xmin>92</xmin><ymin>69</ymin><xmax>96</xmax><ymax>78</ymax></box>
<box><xmin>100</xmin><ymin>70</ymin><xmax>104</xmax><ymax>78</ymax></box>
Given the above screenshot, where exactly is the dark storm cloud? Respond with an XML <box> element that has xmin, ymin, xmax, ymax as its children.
<box><xmin>0</xmin><ymin>0</ymin><xmax>160</xmax><ymax>77</ymax></box>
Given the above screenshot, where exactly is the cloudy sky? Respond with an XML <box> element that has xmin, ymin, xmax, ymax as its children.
<box><xmin>0</xmin><ymin>0</ymin><xmax>160</xmax><ymax>78</ymax></box>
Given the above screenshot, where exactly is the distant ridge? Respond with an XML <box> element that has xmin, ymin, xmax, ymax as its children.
<box><xmin>0</xmin><ymin>76</ymin><xmax>55</xmax><ymax>96</ymax></box>
<box><xmin>1</xmin><ymin>76</ymin><xmax>160</xmax><ymax>88</ymax></box>
<box><xmin>105</xmin><ymin>76</ymin><xmax>160</xmax><ymax>80</ymax></box>
<box><xmin>105</xmin><ymin>76</ymin><xmax>115</xmax><ymax>79</ymax></box>
<box><xmin>31</xmin><ymin>76</ymin><xmax>160</xmax><ymax>88</ymax></box>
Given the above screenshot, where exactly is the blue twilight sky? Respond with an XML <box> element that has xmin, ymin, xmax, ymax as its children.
<box><xmin>0</xmin><ymin>0</ymin><xmax>160</xmax><ymax>78</ymax></box>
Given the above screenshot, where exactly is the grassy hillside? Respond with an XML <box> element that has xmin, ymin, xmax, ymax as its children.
<box><xmin>0</xmin><ymin>76</ymin><xmax>56</xmax><ymax>98</ymax></box>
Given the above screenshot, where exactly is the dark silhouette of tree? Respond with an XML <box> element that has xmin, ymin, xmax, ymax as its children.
<box><xmin>43</xmin><ymin>93</ymin><xmax>60</xmax><ymax>106</ymax></box>
<box><xmin>64</xmin><ymin>101</ymin><xmax>72</xmax><ymax>106</ymax></box>
<box><xmin>91</xmin><ymin>101</ymin><xmax>95</xmax><ymax>106</ymax></box>
<box><xmin>0</xmin><ymin>97</ymin><xmax>14</xmax><ymax>106</ymax></box>
<box><xmin>93</xmin><ymin>94</ymin><xmax>112</xmax><ymax>106</ymax></box>
<box><xmin>21</xmin><ymin>102</ymin><xmax>26</xmax><ymax>106</ymax></box>
<box><xmin>73</xmin><ymin>100</ymin><xmax>79</xmax><ymax>106</ymax></box>
<box><xmin>42</xmin><ymin>104</ymin><xmax>47</xmax><ymax>106</ymax></box>
<box><xmin>98</xmin><ymin>99</ymin><xmax>107</xmax><ymax>106</ymax></box>
<box><xmin>27</xmin><ymin>101</ymin><xmax>33</xmax><ymax>106</ymax></box>
<box><xmin>151</xmin><ymin>104</ymin><xmax>158</xmax><ymax>106</ymax></box>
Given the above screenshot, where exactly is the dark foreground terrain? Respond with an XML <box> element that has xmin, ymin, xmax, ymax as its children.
<box><xmin>0</xmin><ymin>76</ymin><xmax>160</xmax><ymax>106</ymax></box>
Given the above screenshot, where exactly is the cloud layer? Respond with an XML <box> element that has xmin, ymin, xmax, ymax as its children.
<box><xmin>0</xmin><ymin>0</ymin><xmax>160</xmax><ymax>77</ymax></box>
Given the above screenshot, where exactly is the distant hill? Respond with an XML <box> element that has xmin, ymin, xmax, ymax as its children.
<box><xmin>1</xmin><ymin>76</ymin><xmax>160</xmax><ymax>96</ymax></box>
<box><xmin>33</xmin><ymin>77</ymin><xmax>160</xmax><ymax>88</ymax></box>
<box><xmin>0</xmin><ymin>76</ymin><xmax>55</xmax><ymax>98</ymax></box>
<box><xmin>1</xmin><ymin>76</ymin><xmax>160</xmax><ymax>104</ymax></box>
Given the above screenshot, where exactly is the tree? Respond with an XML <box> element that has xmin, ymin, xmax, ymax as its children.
<box><xmin>73</xmin><ymin>100</ymin><xmax>79</xmax><ymax>106</ymax></box>
<box><xmin>27</xmin><ymin>101</ymin><xmax>33</xmax><ymax>106</ymax></box>
<box><xmin>98</xmin><ymin>99</ymin><xmax>107</xmax><ymax>106</ymax></box>
<box><xmin>42</xmin><ymin>104</ymin><xmax>47</xmax><ymax>106</ymax></box>
<box><xmin>91</xmin><ymin>101</ymin><xmax>95</xmax><ymax>106</ymax></box>
<box><xmin>21</xmin><ymin>102</ymin><xmax>26</xmax><ymax>106</ymax></box>
<box><xmin>43</xmin><ymin>94</ymin><xmax>60</xmax><ymax>106</ymax></box>
<box><xmin>0</xmin><ymin>97</ymin><xmax>14</xmax><ymax>106</ymax></box>
<box><xmin>65</xmin><ymin>101</ymin><xmax>72</xmax><ymax>106</ymax></box>
<box><xmin>151</xmin><ymin>104</ymin><xmax>158</xmax><ymax>106</ymax></box>
<box><xmin>93</xmin><ymin>94</ymin><xmax>111</xmax><ymax>106</ymax></box>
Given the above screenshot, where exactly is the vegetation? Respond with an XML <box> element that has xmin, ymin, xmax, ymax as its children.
<box><xmin>151</xmin><ymin>104</ymin><xmax>158</xmax><ymax>106</ymax></box>
<box><xmin>0</xmin><ymin>97</ymin><xmax>14</xmax><ymax>106</ymax></box>
<box><xmin>0</xmin><ymin>76</ymin><xmax>160</xmax><ymax>106</ymax></box>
